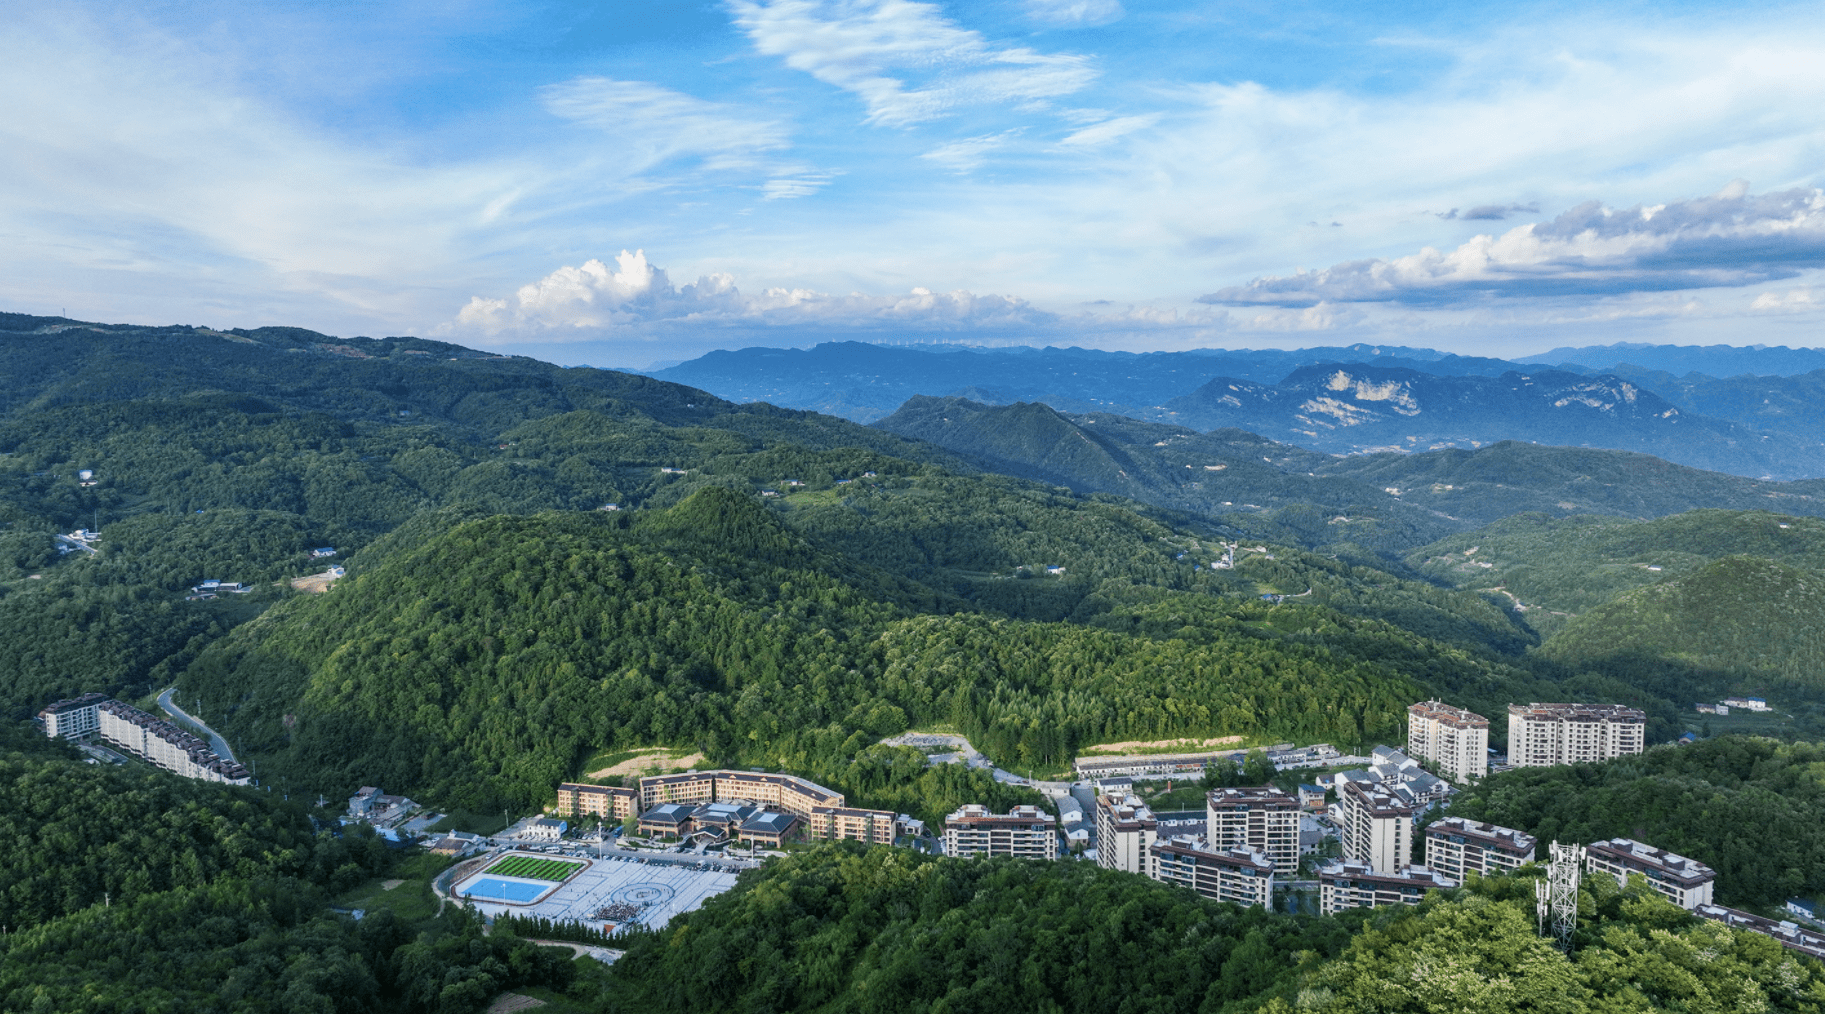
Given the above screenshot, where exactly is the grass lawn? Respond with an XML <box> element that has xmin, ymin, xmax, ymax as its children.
<box><xmin>484</xmin><ymin>855</ymin><xmax>585</xmax><ymax>883</ymax></box>
<box><xmin>332</xmin><ymin>853</ymin><xmax>451</xmax><ymax>924</ymax></box>
<box><xmin>427</xmin><ymin>810</ymin><xmax>511</xmax><ymax>836</ymax></box>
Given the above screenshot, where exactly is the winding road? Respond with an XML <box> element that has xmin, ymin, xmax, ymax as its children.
<box><xmin>157</xmin><ymin>687</ymin><xmax>238</xmax><ymax>764</ymax></box>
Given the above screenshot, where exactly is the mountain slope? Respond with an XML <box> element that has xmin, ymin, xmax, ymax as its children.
<box><xmin>1160</xmin><ymin>364</ymin><xmax>1825</xmax><ymax>479</ymax></box>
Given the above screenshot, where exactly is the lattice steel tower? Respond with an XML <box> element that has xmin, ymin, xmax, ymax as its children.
<box><xmin>1537</xmin><ymin>840</ymin><xmax>1585</xmax><ymax>952</ymax></box>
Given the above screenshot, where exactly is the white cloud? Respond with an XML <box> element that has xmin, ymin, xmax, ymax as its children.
<box><xmin>1023</xmin><ymin>0</ymin><xmax>1125</xmax><ymax>28</ymax></box>
<box><xmin>455</xmin><ymin>250</ymin><xmax>1061</xmax><ymax>336</ymax></box>
<box><xmin>920</xmin><ymin>131</ymin><xmax>1021</xmax><ymax>173</ymax></box>
<box><xmin>1057</xmin><ymin>113</ymin><xmax>1160</xmax><ymax>148</ymax></box>
<box><xmin>1201</xmin><ymin>185</ymin><xmax>1825</xmax><ymax>307</ymax></box>
<box><xmin>761</xmin><ymin>173</ymin><xmax>838</xmax><ymax>199</ymax></box>
<box><xmin>540</xmin><ymin>77</ymin><xmax>789</xmax><ymax>169</ymax></box>
<box><xmin>1751</xmin><ymin>287</ymin><xmax>1816</xmax><ymax>310</ymax></box>
<box><xmin>727</xmin><ymin>0</ymin><xmax>1097</xmax><ymax>126</ymax></box>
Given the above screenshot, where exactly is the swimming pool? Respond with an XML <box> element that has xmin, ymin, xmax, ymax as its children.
<box><xmin>460</xmin><ymin>878</ymin><xmax>548</xmax><ymax>903</ymax></box>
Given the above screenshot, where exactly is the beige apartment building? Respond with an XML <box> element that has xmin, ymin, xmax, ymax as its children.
<box><xmin>808</xmin><ymin>805</ymin><xmax>897</xmax><ymax>844</ymax></box>
<box><xmin>1094</xmin><ymin>792</ymin><xmax>1159</xmax><ymax>876</ymax></box>
<box><xmin>1585</xmin><ymin>838</ymin><xmax>1716</xmax><ymax>910</ymax></box>
<box><xmin>37</xmin><ymin>693</ymin><xmax>106</xmax><ymax>739</ymax></box>
<box><xmin>639</xmin><ymin>770</ymin><xmax>844</xmax><ymax>819</ymax></box>
<box><xmin>1152</xmin><ymin>838</ymin><xmax>1274</xmax><ymax>909</ymax></box>
<box><xmin>1423</xmin><ymin>817</ymin><xmax>1536</xmax><ymax>880</ymax></box>
<box><xmin>1407</xmin><ymin>700</ymin><xmax>1489</xmax><ymax>783</ymax></box>
<box><xmin>1205</xmin><ymin>786</ymin><xmax>1301</xmax><ymax>873</ymax></box>
<box><xmin>943</xmin><ymin>804</ymin><xmax>1058</xmax><ymax>860</ymax></box>
<box><xmin>94</xmin><ymin>700</ymin><xmax>250</xmax><ymax>785</ymax></box>
<box><xmin>554</xmin><ymin>782</ymin><xmax>639</xmax><ymax>821</ymax></box>
<box><xmin>1338</xmin><ymin>781</ymin><xmax>1418</xmax><ymax>873</ymax></box>
<box><xmin>1507</xmin><ymin>703</ymin><xmax>1646</xmax><ymax>767</ymax></box>
<box><xmin>1318</xmin><ymin>860</ymin><xmax>1456</xmax><ymax>914</ymax></box>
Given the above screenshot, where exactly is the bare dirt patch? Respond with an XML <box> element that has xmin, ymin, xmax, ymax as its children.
<box><xmin>589</xmin><ymin>750</ymin><xmax>704</xmax><ymax>779</ymax></box>
<box><xmin>290</xmin><ymin>571</ymin><xmax>342</xmax><ymax>593</ymax></box>
<box><xmin>381</xmin><ymin>879</ymin><xmax>406</xmax><ymax>891</ymax></box>
<box><xmin>485</xmin><ymin>994</ymin><xmax>547</xmax><ymax>1013</ymax></box>
<box><xmin>1079</xmin><ymin>735</ymin><xmax>1245</xmax><ymax>755</ymax></box>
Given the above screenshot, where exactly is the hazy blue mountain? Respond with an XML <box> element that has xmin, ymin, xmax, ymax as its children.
<box><xmin>1157</xmin><ymin>364</ymin><xmax>1825</xmax><ymax>479</ymax></box>
<box><xmin>650</xmin><ymin>341</ymin><xmax>1525</xmax><ymax>422</ymax></box>
<box><xmin>876</xmin><ymin>396</ymin><xmax>1825</xmax><ymax>554</ymax></box>
<box><xmin>1605</xmin><ymin>365</ymin><xmax>1825</xmax><ymax>443</ymax></box>
<box><xmin>1517</xmin><ymin>341</ymin><xmax>1825</xmax><ymax>377</ymax></box>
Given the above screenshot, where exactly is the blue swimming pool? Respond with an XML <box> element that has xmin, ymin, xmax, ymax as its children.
<box><xmin>461</xmin><ymin>878</ymin><xmax>547</xmax><ymax>903</ymax></box>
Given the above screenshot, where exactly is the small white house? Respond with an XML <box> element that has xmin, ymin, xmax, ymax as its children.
<box><xmin>520</xmin><ymin>817</ymin><xmax>568</xmax><ymax>841</ymax></box>
<box><xmin>310</xmin><ymin>547</ymin><xmax>338</xmax><ymax>559</ymax></box>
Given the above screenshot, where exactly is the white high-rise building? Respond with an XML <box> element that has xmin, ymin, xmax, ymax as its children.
<box><xmin>1094</xmin><ymin>793</ymin><xmax>1159</xmax><ymax>876</ymax></box>
<box><xmin>1407</xmin><ymin>700</ymin><xmax>1489</xmax><ymax>783</ymax></box>
<box><xmin>1338</xmin><ymin>781</ymin><xmax>1417</xmax><ymax>873</ymax></box>
<box><xmin>1152</xmin><ymin>838</ymin><xmax>1274</xmax><ymax>908</ymax></box>
<box><xmin>944</xmin><ymin>804</ymin><xmax>1058</xmax><ymax>860</ymax></box>
<box><xmin>1205</xmin><ymin>786</ymin><xmax>1302</xmax><ymax>873</ymax></box>
<box><xmin>1507</xmin><ymin>703</ymin><xmax>1646</xmax><ymax>768</ymax></box>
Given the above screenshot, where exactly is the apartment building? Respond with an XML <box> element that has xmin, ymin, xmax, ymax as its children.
<box><xmin>95</xmin><ymin>700</ymin><xmax>250</xmax><ymax>785</ymax></box>
<box><xmin>1407</xmin><ymin>700</ymin><xmax>1489</xmax><ymax>783</ymax></box>
<box><xmin>639</xmin><ymin>769</ymin><xmax>844</xmax><ymax>819</ymax></box>
<box><xmin>944</xmin><ymin>804</ymin><xmax>1058</xmax><ymax>860</ymax></box>
<box><xmin>1317</xmin><ymin>859</ymin><xmax>1457</xmax><ymax>915</ymax></box>
<box><xmin>1423</xmin><ymin>817</ymin><xmax>1536</xmax><ymax>880</ymax></box>
<box><xmin>1695</xmin><ymin>905</ymin><xmax>1825</xmax><ymax>962</ymax></box>
<box><xmin>1152</xmin><ymin>838</ymin><xmax>1274</xmax><ymax>908</ymax></box>
<box><xmin>1338</xmin><ymin>781</ymin><xmax>1417</xmax><ymax>874</ymax></box>
<box><xmin>808</xmin><ymin>806</ymin><xmax>897</xmax><ymax>845</ymax></box>
<box><xmin>36</xmin><ymin>693</ymin><xmax>107</xmax><ymax>739</ymax></box>
<box><xmin>1585</xmin><ymin>838</ymin><xmax>1716</xmax><ymax>910</ymax></box>
<box><xmin>1094</xmin><ymin>792</ymin><xmax>1159</xmax><ymax>876</ymax></box>
<box><xmin>1205</xmin><ymin>786</ymin><xmax>1301</xmax><ymax>873</ymax></box>
<box><xmin>1507</xmin><ymin>703</ymin><xmax>1646</xmax><ymax>768</ymax></box>
<box><xmin>554</xmin><ymin>783</ymin><xmax>639</xmax><ymax>821</ymax></box>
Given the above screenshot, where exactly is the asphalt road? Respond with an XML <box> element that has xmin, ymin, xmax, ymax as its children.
<box><xmin>157</xmin><ymin>687</ymin><xmax>238</xmax><ymax>764</ymax></box>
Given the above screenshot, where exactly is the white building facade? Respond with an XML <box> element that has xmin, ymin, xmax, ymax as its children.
<box><xmin>1338</xmin><ymin>781</ymin><xmax>1417</xmax><ymax>873</ymax></box>
<box><xmin>1205</xmin><ymin>786</ymin><xmax>1302</xmax><ymax>873</ymax></box>
<box><xmin>944</xmin><ymin>804</ymin><xmax>1058</xmax><ymax>860</ymax></box>
<box><xmin>1094</xmin><ymin>793</ymin><xmax>1159</xmax><ymax>876</ymax></box>
<box><xmin>1407</xmin><ymin>700</ymin><xmax>1489</xmax><ymax>783</ymax></box>
<box><xmin>1423</xmin><ymin>817</ymin><xmax>1536</xmax><ymax>880</ymax></box>
<box><xmin>1507</xmin><ymin>703</ymin><xmax>1646</xmax><ymax>767</ymax></box>
<box><xmin>1584</xmin><ymin>838</ymin><xmax>1716</xmax><ymax>910</ymax></box>
<box><xmin>1152</xmin><ymin>838</ymin><xmax>1274</xmax><ymax>908</ymax></box>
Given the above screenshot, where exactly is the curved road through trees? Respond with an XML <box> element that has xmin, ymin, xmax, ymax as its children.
<box><xmin>157</xmin><ymin>687</ymin><xmax>238</xmax><ymax>764</ymax></box>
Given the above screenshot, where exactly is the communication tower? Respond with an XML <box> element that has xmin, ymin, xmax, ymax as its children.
<box><xmin>1538</xmin><ymin>840</ymin><xmax>1585</xmax><ymax>952</ymax></box>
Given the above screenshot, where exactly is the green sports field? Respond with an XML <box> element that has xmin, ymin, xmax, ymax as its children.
<box><xmin>482</xmin><ymin>854</ymin><xmax>585</xmax><ymax>883</ymax></box>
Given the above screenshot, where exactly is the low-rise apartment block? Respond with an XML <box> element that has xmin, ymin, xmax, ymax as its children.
<box><xmin>1585</xmin><ymin>838</ymin><xmax>1716</xmax><ymax>910</ymax></box>
<box><xmin>1094</xmin><ymin>792</ymin><xmax>1159</xmax><ymax>876</ymax></box>
<box><xmin>1317</xmin><ymin>860</ymin><xmax>1456</xmax><ymax>915</ymax></box>
<box><xmin>554</xmin><ymin>782</ymin><xmax>639</xmax><ymax>821</ymax></box>
<box><xmin>1424</xmin><ymin>817</ymin><xmax>1536</xmax><ymax>880</ymax></box>
<box><xmin>809</xmin><ymin>806</ymin><xmax>897</xmax><ymax>845</ymax></box>
<box><xmin>1206</xmin><ymin>786</ymin><xmax>1301</xmax><ymax>873</ymax></box>
<box><xmin>944</xmin><ymin>804</ymin><xmax>1058</xmax><ymax>860</ymax></box>
<box><xmin>1339</xmin><ymin>781</ymin><xmax>1418</xmax><ymax>873</ymax></box>
<box><xmin>36</xmin><ymin>693</ymin><xmax>106</xmax><ymax>739</ymax></box>
<box><xmin>96</xmin><ymin>700</ymin><xmax>250</xmax><ymax>785</ymax></box>
<box><xmin>1507</xmin><ymin>703</ymin><xmax>1646</xmax><ymax>768</ymax></box>
<box><xmin>1152</xmin><ymin>838</ymin><xmax>1274</xmax><ymax>909</ymax></box>
<box><xmin>1407</xmin><ymin>700</ymin><xmax>1489</xmax><ymax>783</ymax></box>
<box><xmin>1695</xmin><ymin>905</ymin><xmax>1825</xmax><ymax>962</ymax></box>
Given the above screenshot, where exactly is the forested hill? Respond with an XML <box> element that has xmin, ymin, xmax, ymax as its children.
<box><xmin>876</xmin><ymin>395</ymin><xmax>1825</xmax><ymax>555</ymax></box>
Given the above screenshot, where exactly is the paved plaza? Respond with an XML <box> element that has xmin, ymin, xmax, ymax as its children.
<box><xmin>460</xmin><ymin>852</ymin><xmax>741</xmax><ymax>933</ymax></box>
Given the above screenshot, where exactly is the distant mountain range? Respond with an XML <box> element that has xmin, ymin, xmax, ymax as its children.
<box><xmin>652</xmin><ymin>340</ymin><xmax>1825</xmax><ymax>480</ymax></box>
<box><xmin>876</xmin><ymin>395</ymin><xmax>1825</xmax><ymax>553</ymax></box>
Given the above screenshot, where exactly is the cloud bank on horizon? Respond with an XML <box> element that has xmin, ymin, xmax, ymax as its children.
<box><xmin>2</xmin><ymin>0</ymin><xmax>1824</xmax><ymax>365</ymax></box>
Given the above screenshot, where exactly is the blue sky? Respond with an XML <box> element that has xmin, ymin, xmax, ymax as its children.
<box><xmin>4</xmin><ymin>0</ymin><xmax>1823</xmax><ymax>367</ymax></box>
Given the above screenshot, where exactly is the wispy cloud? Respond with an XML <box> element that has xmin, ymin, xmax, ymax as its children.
<box><xmin>920</xmin><ymin>131</ymin><xmax>1021</xmax><ymax>173</ymax></box>
<box><xmin>727</xmin><ymin>0</ymin><xmax>1097</xmax><ymax>126</ymax></box>
<box><xmin>1057</xmin><ymin>113</ymin><xmax>1160</xmax><ymax>148</ymax></box>
<box><xmin>1201</xmin><ymin>184</ymin><xmax>1825</xmax><ymax>307</ymax></box>
<box><xmin>1023</xmin><ymin>0</ymin><xmax>1125</xmax><ymax>28</ymax></box>
<box><xmin>540</xmin><ymin>77</ymin><xmax>789</xmax><ymax>170</ymax></box>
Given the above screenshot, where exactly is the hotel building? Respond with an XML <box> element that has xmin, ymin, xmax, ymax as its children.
<box><xmin>554</xmin><ymin>783</ymin><xmax>639</xmax><ymax>821</ymax></box>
